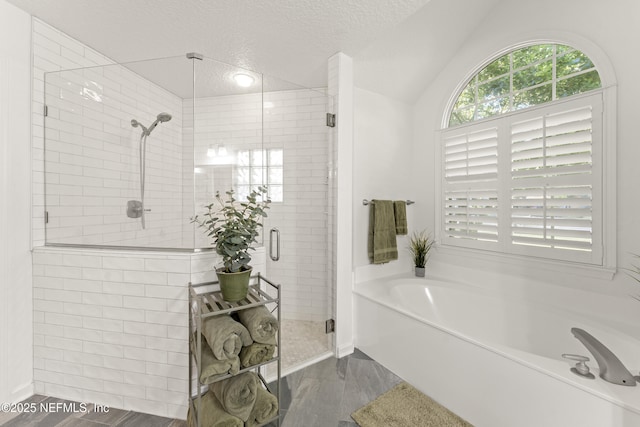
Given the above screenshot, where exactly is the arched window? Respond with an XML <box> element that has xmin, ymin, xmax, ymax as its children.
<box><xmin>440</xmin><ymin>43</ymin><xmax>611</xmax><ymax>267</ymax></box>
<box><xmin>449</xmin><ymin>44</ymin><xmax>601</xmax><ymax>126</ymax></box>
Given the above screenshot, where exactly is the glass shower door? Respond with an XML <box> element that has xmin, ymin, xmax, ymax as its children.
<box><xmin>261</xmin><ymin>81</ymin><xmax>334</xmax><ymax>372</ymax></box>
<box><xmin>190</xmin><ymin>57</ymin><xmax>334</xmax><ymax>373</ymax></box>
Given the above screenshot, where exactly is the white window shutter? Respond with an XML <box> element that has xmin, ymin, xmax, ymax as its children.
<box><xmin>508</xmin><ymin>95</ymin><xmax>601</xmax><ymax>263</ymax></box>
<box><xmin>440</xmin><ymin>92</ymin><xmax>603</xmax><ymax>265</ymax></box>
<box><xmin>442</xmin><ymin>124</ymin><xmax>500</xmax><ymax>248</ymax></box>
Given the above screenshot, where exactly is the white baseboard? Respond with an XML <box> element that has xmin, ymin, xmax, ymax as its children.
<box><xmin>8</xmin><ymin>382</ymin><xmax>33</xmax><ymax>404</ymax></box>
<box><xmin>336</xmin><ymin>342</ymin><xmax>355</xmax><ymax>358</ymax></box>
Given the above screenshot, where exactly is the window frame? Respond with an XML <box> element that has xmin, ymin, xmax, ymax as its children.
<box><xmin>448</xmin><ymin>43</ymin><xmax>602</xmax><ymax>127</ymax></box>
<box><xmin>437</xmin><ymin>86</ymin><xmax>616</xmax><ymax>273</ymax></box>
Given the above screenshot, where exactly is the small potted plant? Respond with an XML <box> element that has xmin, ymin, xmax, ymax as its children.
<box><xmin>408</xmin><ymin>230</ymin><xmax>434</xmax><ymax>277</ymax></box>
<box><xmin>192</xmin><ymin>186</ymin><xmax>270</xmax><ymax>302</ymax></box>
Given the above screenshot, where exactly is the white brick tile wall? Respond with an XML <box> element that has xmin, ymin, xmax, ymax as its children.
<box><xmin>102</xmin><ymin>307</ymin><xmax>145</xmax><ymax>322</ymax></box>
<box><xmin>102</xmin><ymin>332</ymin><xmax>146</xmax><ymax>347</ymax></box>
<box><xmin>31</xmin><ymin>247</ymin><xmax>212</xmax><ymax>419</ymax></box>
<box><xmin>33</xmin><ymin>19</ymin><xmax>185</xmax><ymax>248</ymax></box>
<box><xmin>104</xmin><ymin>380</ymin><xmax>144</xmax><ymax>398</ymax></box>
<box><xmin>103</xmin><ymin>356</ymin><xmax>146</xmax><ymax>374</ymax></box>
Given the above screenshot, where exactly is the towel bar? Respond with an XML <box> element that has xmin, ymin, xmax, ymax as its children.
<box><xmin>362</xmin><ymin>199</ymin><xmax>415</xmax><ymax>206</ymax></box>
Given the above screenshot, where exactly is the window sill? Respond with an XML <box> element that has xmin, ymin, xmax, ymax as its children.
<box><xmin>434</xmin><ymin>244</ymin><xmax>616</xmax><ymax>281</ymax></box>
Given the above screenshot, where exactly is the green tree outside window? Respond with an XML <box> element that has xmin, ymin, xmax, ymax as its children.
<box><xmin>449</xmin><ymin>44</ymin><xmax>601</xmax><ymax>127</ymax></box>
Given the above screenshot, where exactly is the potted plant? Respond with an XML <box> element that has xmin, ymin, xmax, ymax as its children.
<box><xmin>408</xmin><ymin>230</ymin><xmax>434</xmax><ymax>277</ymax></box>
<box><xmin>192</xmin><ymin>186</ymin><xmax>270</xmax><ymax>302</ymax></box>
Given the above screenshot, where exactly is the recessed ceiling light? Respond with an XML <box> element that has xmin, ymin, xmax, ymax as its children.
<box><xmin>233</xmin><ymin>73</ymin><xmax>254</xmax><ymax>87</ymax></box>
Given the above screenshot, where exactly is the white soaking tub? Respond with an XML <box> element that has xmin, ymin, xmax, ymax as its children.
<box><xmin>354</xmin><ymin>274</ymin><xmax>640</xmax><ymax>427</ymax></box>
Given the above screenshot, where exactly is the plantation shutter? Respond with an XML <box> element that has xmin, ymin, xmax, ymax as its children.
<box><xmin>509</xmin><ymin>94</ymin><xmax>602</xmax><ymax>263</ymax></box>
<box><xmin>440</xmin><ymin>92</ymin><xmax>603</xmax><ymax>264</ymax></box>
<box><xmin>442</xmin><ymin>125</ymin><xmax>500</xmax><ymax>248</ymax></box>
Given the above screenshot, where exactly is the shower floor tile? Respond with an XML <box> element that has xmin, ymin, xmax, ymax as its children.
<box><xmin>279</xmin><ymin>319</ymin><xmax>331</xmax><ymax>369</ymax></box>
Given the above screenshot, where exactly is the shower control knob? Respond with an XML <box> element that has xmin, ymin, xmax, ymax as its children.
<box><xmin>562</xmin><ymin>353</ymin><xmax>594</xmax><ymax>378</ymax></box>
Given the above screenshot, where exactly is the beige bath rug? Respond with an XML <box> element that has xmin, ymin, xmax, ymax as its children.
<box><xmin>351</xmin><ymin>382</ymin><xmax>473</xmax><ymax>427</ymax></box>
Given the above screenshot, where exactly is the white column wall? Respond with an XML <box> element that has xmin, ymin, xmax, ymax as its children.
<box><xmin>328</xmin><ymin>52</ymin><xmax>354</xmax><ymax>357</ymax></box>
<box><xmin>0</xmin><ymin>0</ymin><xmax>33</xmax><ymax>404</ymax></box>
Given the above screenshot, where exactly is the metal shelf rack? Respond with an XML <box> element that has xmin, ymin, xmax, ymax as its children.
<box><xmin>189</xmin><ymin>274</ymin><xmax>281</xmax><ymax>427</ymax></box>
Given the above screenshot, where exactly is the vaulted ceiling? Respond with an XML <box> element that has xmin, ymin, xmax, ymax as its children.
<box><xmin>6</xmin><ymin>0</ymin><xmax>500</xmax><ymax>102</ymax></box>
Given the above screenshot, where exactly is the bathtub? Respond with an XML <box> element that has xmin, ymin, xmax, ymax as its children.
<box><xmin>354</xmin><ymin>274</ymin><xmax>640</xmax><ymax>427</ymax></box>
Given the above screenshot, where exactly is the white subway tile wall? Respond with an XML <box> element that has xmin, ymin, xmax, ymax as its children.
<box><xmin>32</xmin><ymin>247</ymin><xmax>192</xmax><ymax>419</ymax></box>
<box><xmin>32</xmin><ymin>244</ymin><xmax>266</xmax><ymax>420</ymax></box>
<box><xmin>33</xmin><ymin>19</ymin><xmax>112</xmax><ymax>246</ymax></box>
<box><xmin>35</xmin><ymin>19</ymin><xmax>186</xmax><ymax>248</ymax></box>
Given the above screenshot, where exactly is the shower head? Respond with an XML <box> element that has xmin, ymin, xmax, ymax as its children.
<box><xmin>156</xmin><ymin>112</ymin><xmax>172</xmax><ymax>123</ymax></box>
<box><xmin>147</xmin><ymin>112</ymin><xmax>172</xmax><ymax>134</ymax></box>
<box><xmin>131</xmin><ymin>113</ymin><xmax>172</xmax><ymax>135</ymax></box>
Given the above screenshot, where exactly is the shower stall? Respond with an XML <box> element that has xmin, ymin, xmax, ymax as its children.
<box><xmin>42</xmin><ymin>53</ymin><xmax>335</xmax><ymax>375</ymax></box>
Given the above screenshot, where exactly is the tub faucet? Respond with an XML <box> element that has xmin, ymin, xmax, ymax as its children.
<box><xmin>571</xmin><ymin>327</ymin><xmax>637</xmax><ymax>386</ymax></box>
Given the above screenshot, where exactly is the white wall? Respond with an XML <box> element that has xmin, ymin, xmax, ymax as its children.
<box><xmin>353</xmin><ymin>87</ymin><xmax>414</xmax><ymax>282</ymax></box>
<box><xmin>412</xmin><ymin>0</ymin><xmax>640</xmax><ymax>299</ymax></box>
<box><xmin>329</xmin><ymin>52</ymin><xmax>354</xmax><ymax>357</ymax></box>
<box><xmin>0</xmin><ymin>0</ymin><xmax>33</xmax><ymax>404</ymax></box>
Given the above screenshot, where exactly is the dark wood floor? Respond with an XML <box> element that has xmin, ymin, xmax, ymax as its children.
<box><xmin>0</xmin><ymin>393</ymin><xmax>186</xmax><ymax>427</ymax></box>
<box><xmin>1</xmin><ymin>349</ymin><xmax>401</xmax><ymax>427</ymax></box>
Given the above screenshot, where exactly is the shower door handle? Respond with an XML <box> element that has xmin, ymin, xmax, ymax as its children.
<box><xmin>269</xmin><ymin>228</ymin><xmax>280</xmax><ymax>261</ymax></box>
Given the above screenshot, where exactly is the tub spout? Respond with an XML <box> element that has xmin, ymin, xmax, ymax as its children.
<box><xmin>571</xmin><ymin>327</ymin><xmax>636</xmax><ymax>386</ymax></box>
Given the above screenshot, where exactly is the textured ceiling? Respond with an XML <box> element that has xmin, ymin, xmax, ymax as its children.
<box><xmin>7</xmin><ymin>0</ymin><xmax>503</xmax><ymax>102</ymax></box>
<box><xmin>6</xmin><ymin>0</ymin><xmax>432</xmax><ymax>92</ymax></box>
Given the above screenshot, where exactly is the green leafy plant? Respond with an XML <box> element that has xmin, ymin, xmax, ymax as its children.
<box><xmin>408</xmin><ymin>230</ymin><xmax>434</xmax><ymax>268</ymax></box>
<box><xmin>192</xmin><ymin>186</ymin><xmax>270</xmax><ymax>273</ymax></box>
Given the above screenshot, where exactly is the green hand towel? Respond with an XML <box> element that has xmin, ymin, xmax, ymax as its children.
<box><xmin>210</xmin><ymin>371</ymin><xmax>259</xmax><ymax>422</ymax></box>
<box><xmin>368</xmin><ymin>200</ymin><xmax>398</xmax><ymax>264</ymax></box>
<box><xmin>239</xmin><ymin>343</ymin><xmax>276</xmax><ymax>368</ymax></box>
<box><xmin>237</xmin><ymin>305</ymin><xmax>278</xmax><ymax>345</ymax></box>
<box><xmin>188</xmin><ymin>392</ymin><xmax>243</xmax><ymax>427</ymax></box>
<box><xmin>394</xmin><ymin>200</ymin><xmax>408</xmax><ymax>235</ymax></box>
<box><xmin>191</xmin><ymin>334</ymin><xmax>241</xmax><ymax>384</ymax></box>
<box><xmin>245</xmin><ymin>387</ymin><xmax>279</xmax><ymax>427</ymax></box>
<box><xmin>202</xmin><ymin>315</ymin><xmax>253</xmax><ymax>360</ymax></box>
